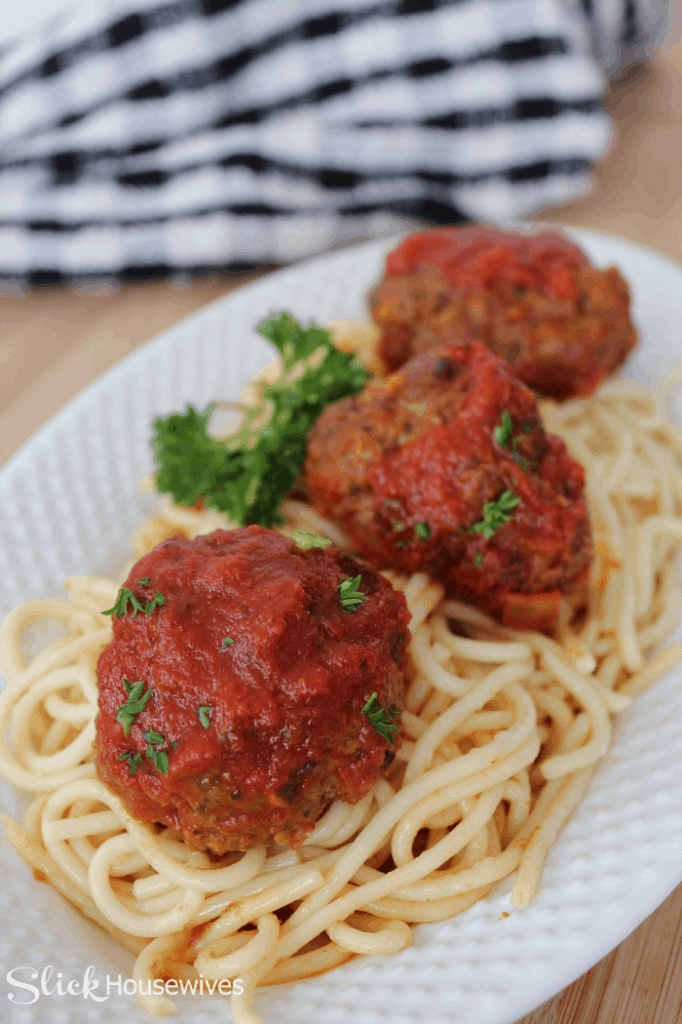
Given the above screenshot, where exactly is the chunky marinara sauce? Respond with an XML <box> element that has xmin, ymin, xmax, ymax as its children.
<box><xmin>370</xmin><ymin>226</ymin><xmax>637</xmax><ymax>400</ymax></box>
<box><xmin>305</xmin><ymin>341</ymin><xmax>592</xmax><ymax>630</ymax></box>
<box><xmin>385</xmin><ymin>226</ymin><xmax>590</xmax><ymax>295</ymax></box>
<box><xmin>95</xmin><ymin>527</ymin><xmax>410</xmax><ymax>854</ymax></box>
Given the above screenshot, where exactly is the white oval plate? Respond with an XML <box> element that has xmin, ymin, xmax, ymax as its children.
<box><xmin>2</xmin><ymin>229</ymin><xmax>682</xmax><ymax>1024</ymax></box>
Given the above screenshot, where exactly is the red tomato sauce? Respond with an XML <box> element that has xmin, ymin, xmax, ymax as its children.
<box><xmin>95</xmin><ymin>528</ymin><xmax>410</xmax><ymax>853</ymax></box>
<box><xmin>385</xmin><ymin>225</ymin><xmax>590</xmax><ymax>302</ymax></box>
<box><xmin>371</xmin><ymin>226</ymin><xmax>636</xmax><ymax>399</ymax></box>
<box><xmin>306</xmin><ymin>342</ymin><xmax>592</xmax><ymax>630</ymax></box>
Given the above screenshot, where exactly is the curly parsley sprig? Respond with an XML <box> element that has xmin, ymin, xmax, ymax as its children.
<box><xmin>152</xmin><ymin>313</ymin><xmax>370</xmax><ymax>528</ymax></box>
<box><xmin>363</xmin><ymin>693</ymin><xmax>400</xmax><ymax>744</ymax></box>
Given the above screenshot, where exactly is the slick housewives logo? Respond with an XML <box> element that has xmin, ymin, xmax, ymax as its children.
<box><xmin>6</xmin><ymin>965</ymin><xmax>243</xmax><ymax>1004</ymax></box>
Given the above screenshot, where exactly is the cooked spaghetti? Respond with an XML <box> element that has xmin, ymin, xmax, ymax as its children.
<box><xmin>1</xmin><ymin>361</ymin><xmax>682</xmax><ymax>1023</ymax></box>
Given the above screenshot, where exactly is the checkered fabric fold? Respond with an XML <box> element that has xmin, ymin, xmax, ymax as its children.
<box><xmin>0</xmin><ymin>0</ymin><xmax>668</xmax><ymax>283</ymax></box>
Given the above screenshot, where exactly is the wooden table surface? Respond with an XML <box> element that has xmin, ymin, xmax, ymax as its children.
<box><xmin>2</xmin><ymin>36</ymin><xmax>682</xmax><ymax>1024</ymax></box>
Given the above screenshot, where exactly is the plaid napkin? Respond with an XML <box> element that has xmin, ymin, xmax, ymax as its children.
<box><xmin>0</xmin><ymin>0</ymin><xmax>667</xmax><ymax>285</ymax></box>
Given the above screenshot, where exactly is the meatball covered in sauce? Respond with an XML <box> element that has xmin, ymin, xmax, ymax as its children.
<box><xmin>369</xmin><ymin>226</ymin><xmax>637</xmax><ymax>400</ymax></box>
<box><xmin>305</xmin><ymin>341</ymin><xmax>592</xmax><ymax>630</ymax></box>
<box><xmin>95</xmin><ymin>527</ymin><xmax>410</xmax><ymax>854</ymax></box>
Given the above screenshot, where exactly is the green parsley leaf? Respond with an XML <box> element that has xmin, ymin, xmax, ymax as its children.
<box><xmin>103</xmin><ymin>587</ymin><xmax>145</xmax><ymax>619</ymax></box>
<box><xmin>392</xmin><ymin>522</ymin><xmax>406</xmax><ymax>533</ymax></box>
<box><xmin>143</xmin><ymin>729</ymin><xmax>164</xmax><ymax>745</ymax></box>
<box><xmin>117</xmin><ymin>751</ymin><xmax>142</xmax><ymax>776</ymax></box>
<box><xmin>144</xmin><ymin>591</ymin><xmax>165</xmax><ymax>615</ymax></box>
<box><xmin>116</xmin><ymin>711</ymin><xmax>134</xmax><ymax>735</ymax></box>
<box><xmin>116</xmin><ymin>681</ymin><xmax>152</xmax><ymax>736</ymax></box>
<box><xmin>512</xmin><ymin>437</ymin><xmax>529</xmax><ymax>472</ymax></box>
<box><xmin>138</xmin><ymin>577</ymin><xmax>150</xmax><ymax>586</ymax></box>
<box><xmin>143</xmin><ymin>731</ymin><xmax>170</xmax><ymax>775</ymax></box>
<box><xmin>494</xmin><ymin>413</ymin><xmax>532</xmax><ymax>471</ymax></box>
<box><xmin>395</xmin><ymin>540</ymin><xmax>407</xmax><ymax>549</ymax></box>
<box><xmin>415</xmin><ymin>521</ymin><xmax>431</xmax><ymax>541</ymax></box>
<box><xmin>123</xmin><ymin>679</ymin><xmax>145</xmax><ymax>700</ymax></box>
<box><xmin>469</xmin><ymin>490</ymin><xmax>520</xmax><ymax>540</ymax></box>
<box><xmin>152</xmin><ymin>313</ymin><xmax>370</xmax><ymax>528</ymax></box>
<box><xmin>474</xmin><ymin>550</ymin><xmax>482</xmax><ymax>567</ymax></box>
<box><xmin>171</xmin><ymin>741</ymin><xmax>179</xmax><ymax>749</ymax></box>
<box><xmin>363</xmin><ymin>692</ymin><xmax>400</xmax><ymax>744</ymax></box>
<box><xmin>292</xmin><ymin>530</ymin><xmax>332</xmax><ymax>550</ymax></box>
<box><xmin>198</xmin><ymin>706</ymin><xmax>212</xmax><ymax>729</ymax></box>
<box><xmin>493</xmin><ymin>411</ymin><xmax>514</xmax><ymax>449</ymax></box>
<box><xmin>222</xmin><ymin>637</ymin><xmax>235</xmax><ymax>648</ymax></box>
<box><xmin>337</xmin><ymin>575</ymin><xmax>366</xmax><ymax>612</ymax></box>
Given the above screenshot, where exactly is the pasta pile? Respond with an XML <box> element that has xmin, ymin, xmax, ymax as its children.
<box><xmin>1</xmin><ymin>377</ymin><xmax>682</xmax><ymax>1023</ymax></box>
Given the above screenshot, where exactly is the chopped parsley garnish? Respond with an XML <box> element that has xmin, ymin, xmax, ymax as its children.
<box><xmin>198</xmin><ymin>706</ymin><xmax>212</xmax><ymax>729</ymax></box>
<box><xmin>494</xmin><ymin>412</ymin><xmax>530</xmax><ymax>472</ymax></box>
<box><xmin>363</xmin><ymin>693</ymin><xmax>400</xmax><ymax>744</ymax></box>
<box><xmin>511</xmin><ymin>438</ymin><xmax>529</xmax><ymax>472</ymax></box>
<box><xmin>493</xmin><ymin>410</ymin><xmax>514</xmax><ymax>449</ymax></box>
<box><xmin>103</xmin><ymin>587</ymin><xmax>144</xmax><ymax>619</ymax></box>
<box><xmin>144</xmin><ymin>591</ymin><xmax>165</xmax><ymax>614</ymax></box>
<box><xmin>222</xmin><ymin>637</ymin><xmax>235</xmax><ymax>648</ymax></box>
<box><xmin>292</xmin><ymin>530</ymin><xmax>332</xmax><ymax>550</ymax></box>
<box><xmin>142</xmin><ymin>729</ymin><xmax>164</xmax><ymax>744</ymax></box>
<box><xmin>149</xmin><ymin>749</ymin><xmax>168</xmax><ymax>775</ymax></box>
<box><xmin>117</xmin><ymin>751</ymin><xmax>142</xmax><ymax>776</ymax></box>
<box><xmin>392</xmin><ymin>522</ymin><xmax>406</xmax><ymax>533</ymax></box>
<box><xmin>143</xmin><ymin>730</ymin><xmax>168</xmax><ymax>775</ymax></box>
<box><xmin>152</xmin><ymin>313</ymin><xmax>370</xmax><ymax>528</ymax></box>
<box><xmin>116</xmin><ymin>680</ymin><xmax>152</xmax><ymax>736</ymax></box>
<box><xmin>337</xmin><ymin>575</ymin><xmax>366</xmax><ymax>612</ymax></box>
<box><xmin>395</xmin><ymin>540</ymin><xmax>407</xmax><ymax>549</ymax></box>
<box><xmin>415</xmin><ymin>521</ymin><xmax>431</xmax><ymax>541</ymax></box>
<box><xmin>469</xmin><ymin>490</ymin><xmax>520</xmax><ymax>539</ymax></box>
<box><xmin>474</xmin><ymin>550</ymin><xmax>482</xmax><ymax>567</ymax></box>
<box><xmin>138</xmin><ymin>577</ymin><xmax>150</xmax><ymax>586</ymax></box>
<box><xmin>103</xmin><ymin>586</ymin><xmax>164</xmax><ymax>619</ymax></box>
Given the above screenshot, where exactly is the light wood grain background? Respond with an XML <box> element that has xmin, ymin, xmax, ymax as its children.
<box><xmin>1</xmin><ymin>35</ymin><xmax>682</xmax><ymax>1024</ymax></box>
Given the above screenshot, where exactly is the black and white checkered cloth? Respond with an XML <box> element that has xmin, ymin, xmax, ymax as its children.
<box><xmin>0</xmin><ymin>0</ymin><xmax>669</xmax><ymax>285</ymax></box>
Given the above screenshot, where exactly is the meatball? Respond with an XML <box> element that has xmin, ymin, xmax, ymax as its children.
<box><xmin>369</xmin><ymin>226</ymin><xmax>637</xmax><ymax>400</ymax></box>
<box><xmin>95</xmin><ymin>527</ymin><xmax>410</xmax><ymax>854</ymax></box>
<box><xmin>305</xmin><ymin>341</ymin><xmax>592</xmax><ymax>630</ymax></box>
